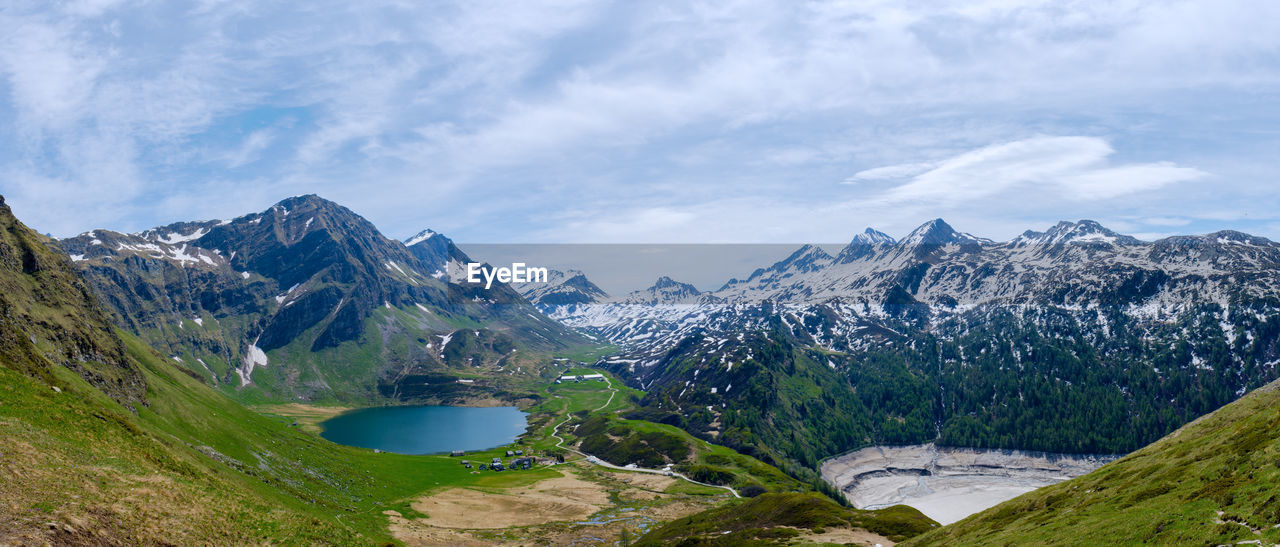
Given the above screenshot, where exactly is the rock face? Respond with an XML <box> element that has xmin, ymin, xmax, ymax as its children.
<box><xmin>820</xmin><ymin>444</ymin><xmax>1116</xmax><ymax>524</ymax></box>
<box><xmin>0</xmin><ymin>195</ymin><xmax>146</xmax><ymax>408</ymax></box>
<box><xmin>60</xmin><ymin>195</ymin><xmax>584</xmax><ymax>401</ymax></box>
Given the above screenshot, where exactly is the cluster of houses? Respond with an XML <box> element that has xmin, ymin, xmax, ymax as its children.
<box><xmin>453</xmin><ymin>449</ymin><xmax>535</xmax><ymax>471</ymax></box>
<box><xmin>555</xmin><ymin>373</ymin><xmax>605</xmax><ymax>384</ymax></box>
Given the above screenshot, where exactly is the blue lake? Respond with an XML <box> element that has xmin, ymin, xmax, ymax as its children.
<box><xmin>319</xmin><ymin>405</ymin><xmax>528</xmax><ymax>455</ymax></box>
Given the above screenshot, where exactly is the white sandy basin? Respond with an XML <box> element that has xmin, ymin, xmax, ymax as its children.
<box><xmin>820</xmin><ymin>444</ymin><xmax>1117</xmax><ymax>525</ymax></box>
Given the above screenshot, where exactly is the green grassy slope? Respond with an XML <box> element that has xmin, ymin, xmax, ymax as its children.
<box><xmin>1</xmin><ymin>330</ymin><xmax>579</xmax><ymax>543</ymax></box>
<box><xmin>636</xmin><ymin>492</ymin><xmax>937</xmax><ymax>545</ymax></box>
<box><xmin>909</xmin><ymin>378</ymin><xmax>1280</xmax><ymax>545</ymax></box>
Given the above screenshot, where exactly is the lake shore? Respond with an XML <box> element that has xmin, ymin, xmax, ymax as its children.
<box><xmin>820</xmin><ymin>444</ymin><xmax>1118</xmax><ymax>524</ymax></box>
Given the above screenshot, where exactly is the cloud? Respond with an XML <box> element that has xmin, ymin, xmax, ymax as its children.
<box><xmin>875</xmin><ymin>136</ymin><xmax>1207</xmax><ymax>205</ymax></box>
<box><xmin>0</xmin><ymin>0</ymin><xmax>1275</xmax><ymax>242</ymax></box>
<box><xmin>842</xmin><ymin>162</ymin><xmax>935</xmax><ymax>184</ymax></box>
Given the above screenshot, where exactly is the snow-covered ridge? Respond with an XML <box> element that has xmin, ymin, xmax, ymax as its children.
<box><xmin>520</xmin><ymin>218</ymin><xmax>1280</xmax><ymax>362</ymax></box>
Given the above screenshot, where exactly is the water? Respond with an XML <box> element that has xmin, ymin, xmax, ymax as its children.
<box><xmin>319</xmin><ymin>405</ymin><xmax>528</xmax><ymax>455</ymax></box>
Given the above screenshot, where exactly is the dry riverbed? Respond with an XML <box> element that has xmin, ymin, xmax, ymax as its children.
<box><xmin>821</xmin><ymin>444</ymin><xmax>1116</xmax><ymax>525</ymax></box>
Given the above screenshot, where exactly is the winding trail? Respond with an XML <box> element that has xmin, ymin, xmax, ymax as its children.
<box><xmin>550</xmin><ymin>375</ymin><xmax>740</xmax><ymax>498</ymax></box>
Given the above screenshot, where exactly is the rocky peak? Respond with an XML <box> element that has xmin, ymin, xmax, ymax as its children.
<box><xmin>839</xmin><ymin>228</ymin><xmax>897</xmax><ymax>262</ymax></box>
<box><xmin>623</xmin><ymin>276</ymin><xmax>703</xmax><ymax>305</ymax></box>
<box><xmin>772</xmin><ymin>244</ymin><xmax>834</xmax><ymax>274</ymax></box>
<box><xmin>895</xmin><ymin>218</ymin><xmax>987</xmax><ymax>260</ymax></box>
<box><xmin>403</xmin><ymin>227</ymin><xmax>462</xmax><ymax>275</ymax></box>
<box><xmin>1035</xmin><ymin>220</ymin><xmax>1139</xmax><ymax>247</ymax></box>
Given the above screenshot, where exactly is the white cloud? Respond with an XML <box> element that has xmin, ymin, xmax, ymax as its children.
<box><xmin>842</xmin><ymin>162</ymin><xmax>935</xmax><ymax>184</ymax></box>
<box><xmin>876</xmin><ymin>136</ymin><xmax>1206</xmax><ymax>205</ymax></box>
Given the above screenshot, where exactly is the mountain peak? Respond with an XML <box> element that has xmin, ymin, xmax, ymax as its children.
<box><xmin>851</xmin><ymin>227</ymin><xmax>896</xmax><ymax>246</ymax></box>
<box><xmin>622</xmin><ymin>276</ymin><xmax>703</xmax><ymax>305</ymax></box>
<box><xmin>767</xmin><ymin>244</ymin><xmax>833</xmax><ymax>274</ymax></box>
<box><xmin>1035</xmin><ymin>220</ymin><xmax>1138</xmax><ymax>246</ymax></box>
<box><xmin>404</xmin><ymin>229</ymin><xmax>437</xmax><ymax>247</ymax></box>
<box><xmin>652</xmin><ymin>276</ymin><xmax>691</xmax><ymax>290</ymax></box>
<box><xmin>901</xmin><ymin>218</ymin><xmax>978</xmax><ymax>246</ymax></box>
<box><xmin>837</xmin><ymin>227</ymin><xmax>897</xmax><ymax>262</ymax></box>
<box><xmin>275</xmin><ymin>194</ymin><xmax>330</xmax><ymax>209</ymax></box>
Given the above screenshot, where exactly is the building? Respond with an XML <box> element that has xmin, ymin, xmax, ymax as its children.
<box><xmin>557</xmin><ymin>373</ymin><xmax>606</xmax><ymax>382</ymax></box>
<box><xmin>451</xmin><ymin>450</ymin><xmax>465</xmax><ymax>457</ymax></box>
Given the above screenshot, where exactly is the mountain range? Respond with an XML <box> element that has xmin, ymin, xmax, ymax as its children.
<box><xmin>517</xmin><ymin>218</ymin><xmax>1280</xmax><ymax>468</ymax></box>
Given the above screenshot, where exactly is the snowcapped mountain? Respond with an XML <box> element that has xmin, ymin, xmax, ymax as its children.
<box><xmin>61</xmin><ymin>195</ymin><xmax>585</xmax><ymax>401</ymax></box>
<box><xmin>835</xmin><ymin>228</ymin><xmax>896</xmax><ymax>262</ymax></box>
<box><xmin>521</xmin><ymin>218</ymin><xmax>1280</xmax><ymax>464</ymax></box>
<box><xmin>622</xmin><ymin>276</ymin><xmax>708</xmax><ymax>305</ymax></box>
<box><xmin>512</xmin><ymin>269</ymin><xmax>609</xmax><ymax>309</ymax></box>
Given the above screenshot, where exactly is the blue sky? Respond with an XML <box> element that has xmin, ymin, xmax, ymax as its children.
<box><xmin>1</xmin><ymin>0</ymin><xmax>1277</xmax><ymax>243</ymax></box>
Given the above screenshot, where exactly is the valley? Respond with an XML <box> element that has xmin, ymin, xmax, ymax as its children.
<box><xmin>3</xmin><ymin>4</ymin><xmax>1275</xmax><ymax>544</ymax></box>
<box><xmin>5</xmin><ymin>190</ymin><xmax>1279</xmax><ymax>545</ymax></box>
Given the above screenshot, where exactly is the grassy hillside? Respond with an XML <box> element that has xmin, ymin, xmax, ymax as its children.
<box><xmin>2</xmin><ymin>330</ymin><xmax>570</xmax><ymax>543</ymax></box>
<box><xmin>0</xmin><ymin>196</ymin><xmax>144</xmax><ymax>407</ymax></box>
<box><xmin>636</xmin><ymin>492</ymin><xmax>937</xmax><ymax>545</ymax></box>
<box><xmin>909</xmin><ymin>379</ymin><xmax>1280</xmax><ymax>545</ymax></box>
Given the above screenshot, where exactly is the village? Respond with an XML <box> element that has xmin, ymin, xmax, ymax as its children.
<box><xmin>452</xmin><ymin>447</ymin><xmax>554</xmax><ymax>472</ymax></box>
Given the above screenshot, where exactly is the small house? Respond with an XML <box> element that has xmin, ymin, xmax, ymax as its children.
<box><xmin>459</xmin><ymin>460</ymin><xmax>470</xmax><ymax>466</ymax></box>
<box><xmin>492</xmin><ymin>457</ymin><xmax>501</xmax><ymax>464</ymax></box>
<box><xmin>505</xmin><ymin>450</ymin><xmax>514</xmax><ymax>457</ymax></box>
<box><xmin>514</xmin><ymin>450</ymin><xmax>524</xmax><ymax>456</ymax></box>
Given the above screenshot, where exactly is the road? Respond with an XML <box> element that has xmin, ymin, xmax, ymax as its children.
<box><xmin>550</xmin><ymin>375</ymin><xmax>740</xmax><ymax>498</ymax></box>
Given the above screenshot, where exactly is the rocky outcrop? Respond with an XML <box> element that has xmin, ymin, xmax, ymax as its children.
<box><xmin>0</xmin><ymin>195</ymin><xmax>146</xmax><ymax>408</ymax></box>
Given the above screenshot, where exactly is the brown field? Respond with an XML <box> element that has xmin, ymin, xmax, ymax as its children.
<box><xmin>388</xmin><ymin>463</ymin><xmax>728</xmax><ymax>546</ymax></box>
<box><xmin>409</xmin><ymin>471</ymin><xmax>610</xmax><ymax>529</ymax></box>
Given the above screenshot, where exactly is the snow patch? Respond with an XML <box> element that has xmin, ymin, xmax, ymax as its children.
<box><xmin>239</xmin><ymin>342</ymin><xmax>268</xmax><ymax>387</ymax></box>
<box><xmin>405</xmin><ymin>229</ymin><xmax>437</xmax><ymax>246</ymax></box>
<box><xmin>157</xmin><ymin>228</ymin><xmax>207</xmax><ymax>245</ymax></box>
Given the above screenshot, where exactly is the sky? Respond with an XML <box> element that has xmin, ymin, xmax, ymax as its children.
<box><xmin>1</xmin><ymin>0</ymin><xmax>1278</xmax><ymax>244</ymax></box>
